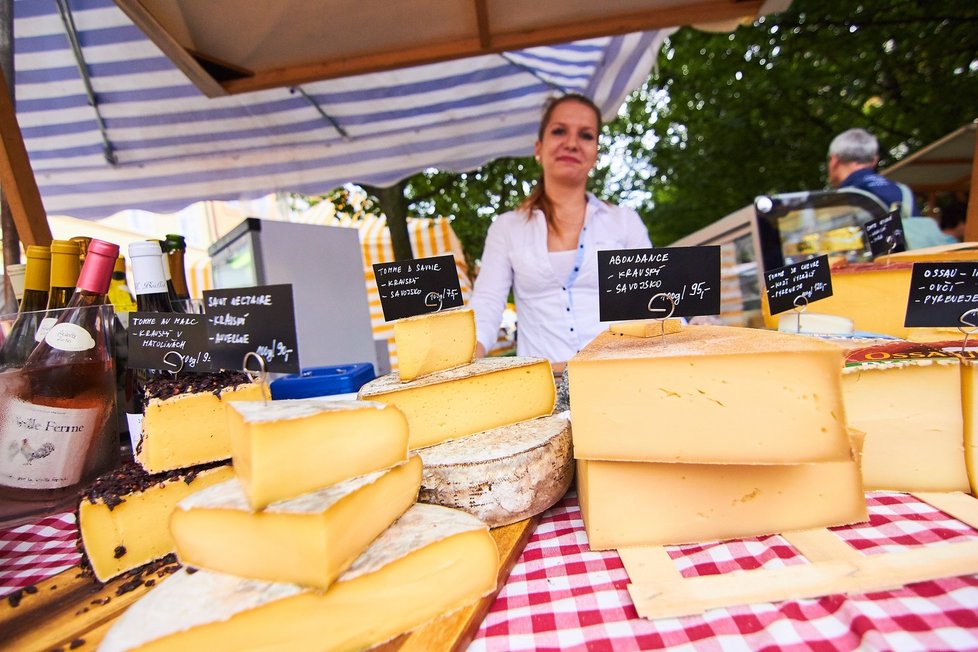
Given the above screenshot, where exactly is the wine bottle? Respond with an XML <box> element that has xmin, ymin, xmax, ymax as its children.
<box><xmin>6</xmin><ymin>263</ymin><xmax>27</xmax><ymax>306</ymax></box>
<box><xmin>0</xmin><ymin>245</ymin><xmax>51</xmax><ymax>368</ymax></box>
<box><xmin>107</xmin><ymin>256</ymin><xmax>136</xmax><ymax>314</ymax></box>
<box><xmin>162</xmin><ymin>234</ymin><xmax>192</xmax><ymax>309</ymax></box>
<box><xmin>152</xmin><ymin>239</ymin><xmax>186</xmax><ymax>313</ymax></box>
<box><xmin>34</xmin><ymin>240</ymin><xmax>81</xmax><ymax>344</ymax></box>
<box><xmin>0</xmin><ymin>238</ymin><xmax>121</xmax><ymax>500</ymax></box>
<box><xmin>123</xmin><ymin>241</ymin><xmax>177</xmax><ymax>452</ymax></box>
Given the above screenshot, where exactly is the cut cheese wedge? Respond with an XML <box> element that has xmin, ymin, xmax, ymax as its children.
<box><xmin>569</xmin><ymin>325</ymin><xmax>852</xmax><ymax>464</ymax></box>
<box><xmin>393</xmin><ymin>307</ymin><xmax>475</xmax><ymax>381</ymax></box>
<box><xmin>227</xmin><ymin>399</ymin><xmax>409</xmax><ymax>509</ymax></box>
<box><xmin>79</xmin><ymin>463</ymin><xmax>234</xmax><ymax>582</ymax></box>
<box><xmin>842</xmin><ymin>341</ymin><xmax>968</xmax><ymax>492</ymax></box>
<box><xmin>577</xmin><ymin>458</ymin><xmax>867</xmax><ymax>549</ymax></box>
<box><xmin>99</xmin><ymin>504</ymin><xmax>499</xmax><ymax>652</ymax></box>
<box><xmin>608</xmin><ymin>318</ymin><xmax>683</xmax><ymax>338</ymax></box>
<box><xmin>418</xmin><ymin>415</ymin><xmax>572</xmax><ymax>526</ymax></box>
<box><xmin>136</xmin><ymin>381</ymin><xmax>268</xmax><ymax>474</ymax></box>
<box><xmin>171</xmin><ymin>456</ymin><xmax>421</xmax><ymax>589</ymax></box>
<box><xmin>358</xmin><ymin>356</ymin><xmax>555</xmax><ymax>450</ymax></box>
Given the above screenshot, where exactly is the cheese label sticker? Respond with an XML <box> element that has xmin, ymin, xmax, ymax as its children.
<box><xmin>905</xmin><ymin>262</ymin><xmax>978</xmax><ymax>327</ymax></box>
<box><xmin>203</xmin><ymin>284</ymin><xmax>301</xmax><ymax>373</ymax></box>
<box><xmin>844</xmin><ymin>340</ymin><xmax>960</xmax><ymax>367</ymax></box>
<box><xmin>373</xmin><ymin>254</ymin><xmax>464</xmax><ymax>321</ymax></box>
<box><xmin>864</xmin><ymin>210</ymin><xmax>907</xmax><ymax>259</ymax></box>
<box><xmin>764</xmin><ymin>255</ymin><xmax>833</xmax><ymax>316</ymax></box>
<box><xmin>597</xmin><ymin>246</ymin><xmax>721</xmax><ymax>321</ymax></box>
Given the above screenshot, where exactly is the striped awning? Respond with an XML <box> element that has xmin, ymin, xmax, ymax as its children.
<box><xmin>14</xmin><ymin>0</ymin><xmax>671</xmax><ymax>220</ymax></box>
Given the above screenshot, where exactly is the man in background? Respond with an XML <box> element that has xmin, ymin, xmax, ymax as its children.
<box><xmin>827</xmin><ymin>128</ymin><xmax>913</xmax><ymax>214</ymax></box>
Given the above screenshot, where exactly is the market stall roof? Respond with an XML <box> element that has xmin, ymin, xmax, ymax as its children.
<box><xmin>882</xmin><ymin>120</ymin><xmax>977</xmax><ymax>194</ymax></box>
<box><xmin>4</xmin><ymin>0</ymin><xmax>789</xmax><ymax>245</ymax></box>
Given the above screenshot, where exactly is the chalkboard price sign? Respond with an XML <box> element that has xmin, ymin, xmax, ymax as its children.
<box><xmin>597</xmin><ymin>246</ymin><xmax>721</xmax><ymax>321</ymax></box>
<box><xmin>865</xmin><ymin>211</ymin><xmax>907</xmax><ymax>259</ymax></box>
<box><xmin>373</xmin><ymin>254</ymin><xmax>463</xmax><ymax>321</ymax></box>
<box><xmin>764</xmin><ymin>255</ymin><xmax>833</xmax><ymax>316</ymax></box>
<box><xmin>128</xmin><ymin>312</ymin><xmax>215</xmax><ymax>372</ymax></box>
<box><xmin>202</xmin><ymin>284</ymin><xmax>301</xmax><ymax>373</ymax></box>
<box><xmin>905</xmin><ymin>262</ymin><xmax>978</xmax><ymax>327</ymax></box>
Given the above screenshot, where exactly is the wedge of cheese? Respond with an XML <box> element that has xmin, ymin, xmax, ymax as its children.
<box><xmin>842</xmin><ymin>341</ymin><xmax>968</xmax><ymax>492</ymax></box>
<box><xmin>135</xmin><ymin>377</ymin><xmax>268</xmax><ymax>474</ymax></box>
<box><xmin>577</xmin><ymin>458</ymin><xmax>867</xmax><ymax>549</ymax></box>
<box><xmin>568</xmin><ymin>326</ymin><xmax>852</xmax><ymax>464</ymax></box>
<box><xmin>961</xmin><ymin>358</ymin><xmax>978</xmax><ymax>496</ymax></box>
<box><xmin>358</xmin><ymin>356</ymin><xmax>555</xmax><ymax>450</ymax></box>
<box><xmin>99</xmin><ymin>504</ymin><xmax>498</xmax><ymax>652</ymax></box>
<box><xmin>171</xmin><ymin>456</ymin><xmax>421</xmax><ymax>589</ymax></box>
<box><xmin>394</xmin><ymin>307</ymin><xmax>475</xmax><ymax>381</ymax></box>
<box><xmin>608</xmin><ymin>318</ymin><xmax>683</xmax><ymax>338</ymax></box>
<box><xmin>79</xmin><ymin>463</ymin><xmax>234</xmax><ymax>582</ymax></box>
<box><xmin>227</xmin><ymin>399</ymin><xmax>409</xmax><ymax>509</ymax></box>
<box><xmin>418</xmin><ymin>415</ymin><xmax>572</xmax><ymax>526</ymax></box>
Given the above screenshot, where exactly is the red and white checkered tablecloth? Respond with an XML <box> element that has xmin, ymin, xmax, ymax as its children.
<box><xmin>3</xmin><ymin>492</ymin><xmax>978</xmax><ymax>651</ymax></box>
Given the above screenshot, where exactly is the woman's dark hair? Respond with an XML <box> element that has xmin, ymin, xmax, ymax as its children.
<box><xmin>519</xmin><ymin>93</ymin><xmax>602</xmax><ymax>231</ymax></box>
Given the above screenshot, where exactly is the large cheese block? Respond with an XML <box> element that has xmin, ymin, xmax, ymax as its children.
<box><xmin>842</xmin><ymin>340</ymin><xmax>968</xmax><ymax>492</ymax></box>
<box><xmin>961</xmin><ymin>358</ymin><xmax>978</xmax><ymax>496</ymax></box>
<box><xmin>418</xmin><ymin>415</ymin><xmax>572</xmax><ymax>526</ymax></box>
<box><xmin>394</xmin><ymin>307</ymin><xmax>475</xmax><ymax>381</ymax></box>
<box><xmin>577</xmin><ymin>458</ymin><xmax>867</xmax><ymax>549</ymax></box>
<box><xmin>79</xmin><ymin>463</ymin><xmax>234</xmax><ymax>582</ymax></box>
<box><xmin>568</xmin><ymin>325</ymin><xmax>852</xmax><ymax>464</ymax></box>
<box><xmin>98</xmin><ymin>504</ymin><xmax>498</xmax><ymax>652</ymax></box>
<box><xmin>135</xmin><ymin>372</ymin><xmax>269</xmax><ymax>474</ymax></box>
<box><xmin>227</xmin><ymin>398</ymin><xmax>409</xmax><ymax>509</ymax></box>
<box><xmin>171</xmin><ymin>456</ymin><xmax>421</xmax><ymax>589</ymax></box>
<box><xmin>877</xmin><ymin>242</ymin><xmax>978</xmax><ymax>264</ymax></box>
<box><xmin>358</xmin><ymin>356</ymin><xmax>555</xmax><ymax>450</ymax></box>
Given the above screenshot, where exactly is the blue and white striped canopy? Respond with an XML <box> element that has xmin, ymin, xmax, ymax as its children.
<box><xmin>13</xmin><ymin>0</ymin><xmax>670</xmax><ymax>220</ymax></box>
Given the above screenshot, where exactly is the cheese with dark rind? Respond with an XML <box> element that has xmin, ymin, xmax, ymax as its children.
<box><xmin>98</xmin><ymin>504</ymin><xmax>498</xmax><ymax>652</ymax></box>
<box><xmin>418</xmin><ymin>415</ymin><xmax>572</xmax><ymax>526</ymax></box>
<box><xmin>358</xmin><ymin>356</ymin><xmax>555</xmax><ymax>449</ymax></box>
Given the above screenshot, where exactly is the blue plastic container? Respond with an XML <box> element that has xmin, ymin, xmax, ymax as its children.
<box><xmin>270</xmin><ymin>363</ymin><xmax>376</xmax><ymax>400</ymax></box>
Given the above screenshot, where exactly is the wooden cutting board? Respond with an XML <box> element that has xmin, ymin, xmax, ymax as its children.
<box><xmin>0</xmin><ymin>515</ymin><xmax>538</xmax><ymax>651</ymax></box>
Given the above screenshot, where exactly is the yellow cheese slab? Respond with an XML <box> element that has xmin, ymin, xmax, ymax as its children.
<box><xmin>78</xmin><ymin>464</ymin><xmax>234</xmax><ymax>582</ymax></box>
<box><xmin>877</xmin><ymin>242</ymin><xmax>978</xmax><ymax>264</ymax></box>
<box><xmin>608</xmin><ymin>318</ymin><xmax>683</xmax><ymax>338</ymax></box>
<box><xmin>171</xmin><ymin>456</ymin><xmax>421</xmax><ymax>589</ymax></box>
<box><xmin>99</xmin><ymin>504</ymin><xmax>498</xmax><ymax>652</ymax></box>
<box><xmin>394</xmin><ymin>307</ymin><xmax>475</xmax><ymax>381</ymax></box>
<box><xmin>136</xmin><ymin>382</ymin><xmax>268</xmax><ymax>474</ymax></box>
<box><xmin>227</xmin><ymin>398</ymin><xmax>409</xmax><ymax>509</ymax></box>
<box><xmin>964</xmin><ymin>359</ymin><xmax>978</xmax><ymax>496</ymax></box>
<box><xmin>843</xmin><ymin>351</ymin><xmax>968</xmax><ymax>492</ymax></box>
<box><xmin>569</xmin><ymin>326</ymin><xmax>852</xmax><ymax>464</ymax></box>
<box><xmin>577</xmin><ymin>458</ymin><xmax>867</xmax><ymax>550</ymax></box>
<box><xmin>358</xmin><ymin>356</ymin><xmax>555</xmax><ymax>450</ymax></box>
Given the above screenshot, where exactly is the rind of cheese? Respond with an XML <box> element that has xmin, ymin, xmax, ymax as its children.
<box><xmin>79</xmin><ymin>465</ymin><xmax>234</xmax><ymax>582</ymax></box>
<box><xmin>608</xmin><ymin>318</ymin><xmax>683</xmax><ymax>338</ymax></box>
<box><xmin>170</xmin><ymin>456</ymin><xmax>422</xmax><ymax>589</ymax></box>
<box><xmin>394</xmin><ymin>307</ymin><xmax>476</xmax><ymax>382</ymax></box>
<box><xmin>577</xmin><ymin>458</ymin><xmax>867</xmax><ymax>549</ymax></box>
<box><xmin>136</xmin><ymin>382</ymin><xmax>268</xmax><ymax>474</ymax></box>
<box><xmin>418</xmin><ymin>415</ymin><xmax>572</xmax><ymax>527</ymax></box>
<box><xmin>98</xmin><ymin>504</ymin><xmax>498</xmax><ymax>652</ymax></box>
<box><xmin>227</xmin><ymin>398</ymin><xmax>409</xmax><ymax>509</ymax></box>
<box><xmin>777</xmin><ymin>312</ymin><xmax>854</xmax><ymax>336</ymax></box>
<box><xmin>358</xmin><ymin>356</ymin><xmax>555</xmax><ymax>449</ymax></box>
<box><xmin>569</xmin><ymin>326</ymin><xmax>852</xmax><ymax>464</ymax></box>
<box><xmin>843</xmin><ymin>356</ymin><xmax>968</xmax><ymax>491</ymax></box>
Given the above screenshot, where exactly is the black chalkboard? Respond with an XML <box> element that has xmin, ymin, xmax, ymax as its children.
<box><xmin>127</xmin><ymin>312</ymin><xmax>215</xmax><ymax>372</ymax></box>
<box><xmin>764</xmin><ymin>255</ymin><xmax>833</xmax><ymax>316</ymax></box>
<box><xmin>373</xmin><ymin>254</ymin><xmax>463</xmax><ymax>321</ymax></box>
<box><xmin>597</xmin><ymin>246</ymin><xmax>721</xmax><ymax>321</ymax></box>
<box><xmin>202</xmin><ymin>284</ymin><xmax>300</xmax><ymax>373</ymax></box>
<box><xmin>905</xmin><ymin>262</ymin><xmax>978</xmax><ymax>327</ymax></box>
<box><xmin>865</xmin><ymin>211</ymin><xmax>907</xmax><ymax>258</ymax></box>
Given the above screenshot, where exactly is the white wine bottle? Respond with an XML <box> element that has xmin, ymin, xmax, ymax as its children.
<box><xmin>0</xmin><ymin>245</ymin><xmax>51</xmax><ymax>368</ymax></box>
<box><xmin>0</xmin><ymin>239</ymin><xmax>121</xmax><ymax>501</ymax></box>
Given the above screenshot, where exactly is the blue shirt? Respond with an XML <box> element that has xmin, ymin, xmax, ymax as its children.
<box><xmin>839</xmin><ymin>168</ymin><xmax>907</xmax><ymax>212</ymax></box>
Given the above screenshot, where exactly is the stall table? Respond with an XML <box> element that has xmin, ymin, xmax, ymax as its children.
<box><xmin>3</xmin><ymin>491</ymin><xmax>978</xmax><ymax>650</ymax></box>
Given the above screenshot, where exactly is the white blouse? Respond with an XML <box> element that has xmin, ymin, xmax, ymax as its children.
<box><xmin>470</xmin><ymin>194</ymin><xmax>652</xmax><ymax>363</ymax></box>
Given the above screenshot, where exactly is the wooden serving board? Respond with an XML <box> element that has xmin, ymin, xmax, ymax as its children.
<box><xmin>0</xmin><ymin>515</ymin><xmax>538</xmax><ymax>652</ymax></box>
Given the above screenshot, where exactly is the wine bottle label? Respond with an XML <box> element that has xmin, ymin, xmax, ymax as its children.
<box><xmin>34</xmin><ymin>316</ymin><xmax>56</xmax><ymax>342</ymax></box>
<box><xmin>134</xmin><ymin>278</ymin><xmax>167</xmax><ymax>296</ymax></box>
<box><xmin>125</xmin><ymin>412</ymin><xmax>143</xmax><ymax>452</ymax></box>
<box><xmin>45</xmin><ymin>323</ymin><xmax>97</xmax><ymax>352</ymax></box>
<box><xmin>0</xmin><ymin>399</ymin><xmax>99</xmax><ymax>489</ymax></box>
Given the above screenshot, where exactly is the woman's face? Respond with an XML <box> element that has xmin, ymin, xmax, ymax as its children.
<box><xmin>534</xmin><ymin>100</ymin><xmax>599</xmax><ymax>186</ymax></box>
